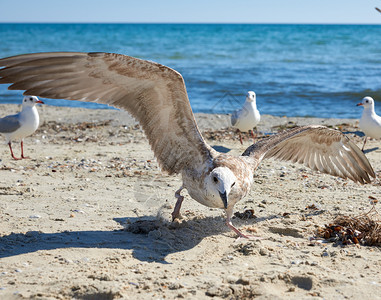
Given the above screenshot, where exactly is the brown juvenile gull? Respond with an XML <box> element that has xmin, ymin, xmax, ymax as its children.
<box><xmin>0</xmin><ymin>52</ymin><xmax>375</xmax><ymax>238</ymax></box>
<box><xmin>0</xmin><ymin>95</ymin><xmax>44</xmax><ymax>159</ymax></box>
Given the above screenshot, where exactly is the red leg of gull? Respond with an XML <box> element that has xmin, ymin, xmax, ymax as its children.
<box><xmin>20</xmin><ymin>141</ymin><xmax>30</xmax><ymax>159</ymax></box>
<box><xmin>237</xmin><ymin>129</ymin><xmax>243</xmax><ymax>145</ymax></box>
<box><xmin>225</xmin><ymin>207</ymin><xmax>262</xmax><ymax>240</ymax></box>
<box><xmin>249</xmin><ymin>129</ymin><xmax>257</xmax><ymax>144</ymax></box>
<box><xmin>172</xmin><ymin>186</ymin><xmax>184</xmax><ymax>221</ymax></box>
<box><xmin>8</xmin><ymin>142</ymin><xmax>21</xmax><ymax>160</ymax></box>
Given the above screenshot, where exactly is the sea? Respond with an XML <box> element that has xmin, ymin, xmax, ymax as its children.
<box><xmin>1</xmin><ymin>23</ymin><xmax>381</xmax><ymax>118</ymax></box>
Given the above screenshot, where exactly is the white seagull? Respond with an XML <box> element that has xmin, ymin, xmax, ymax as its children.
<box><xmin>357</xmin><ymin>96</ymin><xmax>381</xmax><ymax>151</ymax></box>
<box><xmin>231</xmin><ymin>91</ymin><xmax>260</xmax><ymax>144</ymax></box>
<box><xmin>0</xmin><ymin>52</ymin><xmax>375</xmax><ymax>238</ymax></box>
<box><xmin>0</xmin><ymin>95</ymin><xmax>43</xmax><ymax>160</ymax></box>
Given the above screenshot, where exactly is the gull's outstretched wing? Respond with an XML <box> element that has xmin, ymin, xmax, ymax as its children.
<box><xmin>0</xmin><ymin>52</ymin><xmax>212</xmax><ymax>174</ymax></box>
<box><xmin>0</xmin><ymin>114</ymin><xmax>21</xmax><ymax>133</ymax></box>
<box><xmin>242</xmin><ymin>125</ymin><xmax>375</xmax><ymax>184</ymax></box>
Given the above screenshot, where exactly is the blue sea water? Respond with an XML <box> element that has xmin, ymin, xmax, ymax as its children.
<box><xmin>0</xmin><ymin>23</ymin><xmax>381</xmax><ymax>118</ymax></box>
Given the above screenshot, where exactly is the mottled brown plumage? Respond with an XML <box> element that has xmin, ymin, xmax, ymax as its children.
<box><xmin>242</xmin><ymin>125</ymin><xmax>374</xmax><ymax>184</ymax></box>
<box><xmin>0</xmin><ymin>52</ymin><xmax>375</xmax><ymax>238</ymax></box>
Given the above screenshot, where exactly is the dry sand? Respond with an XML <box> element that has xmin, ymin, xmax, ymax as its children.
<box><xmin>0</xmin><ymin>104</ymin><xmax>380</xmax><ymax>299</ymax></box>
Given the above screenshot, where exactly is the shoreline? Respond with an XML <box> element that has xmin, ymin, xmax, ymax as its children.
<box><xmin>2</xmin><ymin>103</ymin><xmax>361</xmax><ymax>130</ymax></box>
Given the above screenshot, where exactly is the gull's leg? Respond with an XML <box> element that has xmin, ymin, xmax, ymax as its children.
<box><xmin>237</xmin><ymin>129</ymin><xmax>243</xmax><ymax>145</ymax></box>
<box><xmin>20</xmin><ymin>141</ymin><xmax>30</xmax><ymax>159</ymax></box>
<box><xmin>225</xmin><ymin>207</ymin><xmax>262</xmax><ymax>240</ymax></box>
<box><xmin>249</xmin><ymin>129</ymin><xmax>257</xmax><ymax>144</ymax></box>
<box><xmin>361</xmin><ymin>137</ymin><xmax>367</xmax><ymax>152</ymax></box>
<box><xmin>225</xmin><ymin>207</ymin><xmax>250</xmax><ymax>239</ymax></box>
<box><xmin>172</xmin><ymin>186</ymin><xmax>184</xmax><ymax>221</ymax></box>
<box><xmin>8</xmin><ymin>142</ymin><xmax>21</xmax><ymax>160</ymax></box>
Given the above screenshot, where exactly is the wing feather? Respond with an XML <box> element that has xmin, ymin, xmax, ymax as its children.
<box><xmin>0</xmin><ymin>114</ymin><xmax>21</xmax><ymax>133</ymax></box>
<box><xmin>0</xmin><ymin>52</ymin><xmax>212</xmax><ymax>174</ymax></box>
<box><xmin>242</xmin><ymin>125</ymin><xmax>375</xmax><ymax>184</ymax></box>
<box><xmin>330</xmin><ymin>155</ymin><xmax>351</xmax><ymax>180</ymax></box>
<box><xmin>319</xmin><ymin>155</ymin><xmax>333</xmax><ymax>175</ymax></box>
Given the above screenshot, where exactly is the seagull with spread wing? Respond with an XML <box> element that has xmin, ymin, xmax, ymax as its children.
<box><xmin>0</xmin><ymin>52</ymin><xmax>375</xmax><ymax>238</ymax></box>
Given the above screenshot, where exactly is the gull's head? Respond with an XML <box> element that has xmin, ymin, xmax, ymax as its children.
<box><xmin>207</xmin><ymin>167</ymin><xmax>237</xmax><ymax>209</ymax></box>
<box><xmin>22</xmin><ymin>96</ymin><xmax>44</xmax><ymax>107</ymax></box>
<box><xmin>357</xmin><ymin>96</ymin><xmax>374</xmax><ymax>109</ymax></box>
<box><xmin>246</xmin><ymin>91</ymin><xmax>256</xmax><ymax>103</ymax></box>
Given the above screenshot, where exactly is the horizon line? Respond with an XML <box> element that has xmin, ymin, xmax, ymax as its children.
<box><xmin>1</xmin><ymin>22</ymin><xmax>381</xmax><ymax>26</ymax></box>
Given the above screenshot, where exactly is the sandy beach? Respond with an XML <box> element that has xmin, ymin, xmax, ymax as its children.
<box><xmin>0</xmin><ymin>104</ymin><xmax>380</xmax><ymax>299</ymax></box>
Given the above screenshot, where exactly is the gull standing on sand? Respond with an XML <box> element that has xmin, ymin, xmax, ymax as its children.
<box><xmin>231</xmin><ymin>91</ymin><xmax>260</xmax><ymax>144</ymax></box>
<box><xmin>357</xmin><ymin>96</ymin><xmax>381</xmax><ymax>151</ymax></box>
<box><xmin>0</xmin><ymin>52</ymin><xmax>375</xmax><ymax>238</ymax></box>
<box><xmin>0</xmin><ymin>95</ymin><xmax>43</xmax><ymax>160</ymax></box>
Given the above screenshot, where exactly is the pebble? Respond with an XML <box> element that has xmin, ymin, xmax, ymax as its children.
<box><xmin>259</xmin><ymin>248</ymin><xmax>268</xmax><ymax>256</ymax></box>
<box><xmin>321</xmin><ymin>251</ymin><xmax>329</xmax><ymax>257</ymax></box>
<box><xmin>220</xmin><ymin>255</ymin><xmax>234</xmax><ymax>262</ymax></box>
<box><xmin>236</xmin><ymin>277</ymin><xmax>250</xmax><ymax>285</ymax></box>
<box><xmin>226</xmin><ymin>275</ymin><xmax>239</xmax><ymax>284</ymax></box>
<box><xmin>29</xmin><ymin>215</ymin><xmax>41</xmax><ymax>219</ymax></box>
<box><xmin>206</xmin><ymin>285</ymin><xmax>232</xmax><ymax>298</ymax></box>
<box><xmin>168</xmin><ymin>282</ymin><xmax>184</xmax><ymax>290</ymax></box>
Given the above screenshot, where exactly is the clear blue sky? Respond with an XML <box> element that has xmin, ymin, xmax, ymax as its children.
<box><xmin>0</xmin><ymin>0</ymin><xmax>381</xmax><ymax>24</ymax></box>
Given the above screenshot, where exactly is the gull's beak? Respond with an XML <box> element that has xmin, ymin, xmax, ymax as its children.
<box><xmin>356</xmin><ymin>103</ymin><xmax>363</xmax><ymax>106</ymax></box>
<box><xmin>219</xmin><ymin>191</ymin><xmax>228</xmax><ymax>209</ymax></box>
<box><xmin>36</xmin><ymin>100</ymin><xmax>44</xmax><ymax>104</ymax></box>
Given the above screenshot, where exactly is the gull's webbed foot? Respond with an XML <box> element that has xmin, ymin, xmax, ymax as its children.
<box><xmin>225</xmin><ymin>207</ymin><xmax>262</xmax><ymax>240</ymax></box>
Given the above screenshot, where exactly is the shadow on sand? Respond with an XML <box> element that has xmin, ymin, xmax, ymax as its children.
<box><xmin>0</xmin><ymin>214</ymin><xmax>274</xmax><ymax>263</ymax></box>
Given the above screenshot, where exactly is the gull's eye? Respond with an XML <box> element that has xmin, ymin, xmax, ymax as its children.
<box><xmin>213</xmin><ymin>176</ymin><xmax>218</xmax><ymax>183</ymax></box>
<box><xmin>366</xmin><ymin>100</ymin><xmax>369</xmax><ymax>103</ymax></box>
<box><xmin>29</xmin><ymin>97</ymin><xmax>33</xmax><ymax>101</ymax></box>
<box><xmin>231</xmin><ymin>182</ymin><xmax>236</xmax><ymax>188</ymax></box>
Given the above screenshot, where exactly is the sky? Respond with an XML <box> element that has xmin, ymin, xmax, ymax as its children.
<box><xmin>0</xmin><ymin>0</ymin><xmax>381</xmax><ymax>24</ymax></box>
